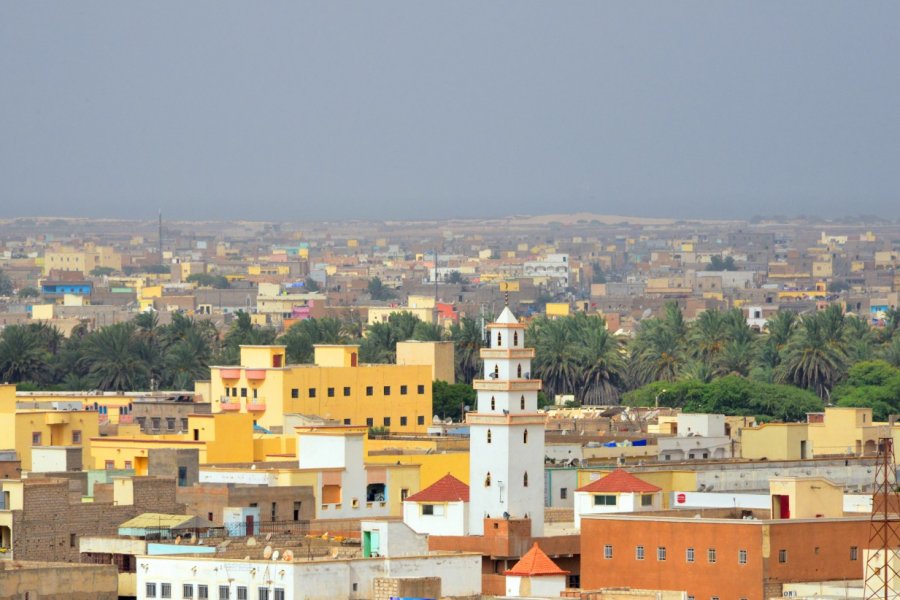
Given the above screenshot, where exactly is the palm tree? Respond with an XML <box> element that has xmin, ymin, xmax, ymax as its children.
<box><xmin>449</xmin><ymin>317</ymin><xmax>483</xmax><ymax>384</ymax></box>
<box><xmin>164</xmin><ymin>332</ymin><xmax>212</xmax><ymax>390</ymax></box>
<box><xmin>843</xmin><ymin>315</ymin><xmax>875</xmax><ymax>362</ymax></box>
<box><xmin>360</xmin><ymin>322</ymin><xmax>397</xmax><ymax>364</ymax></box>
<box><xmin>776</xmin><ymin>312</ymin><xmax>848</xmax><ymax>400</ymax></box>
<box><xmin>689</xmin><ymin>310</ymin><xmax>728</xmax><ymax>365</ymax></box>
<box><xmin>628</xmin><ymin>313</ymin><xmax>687</xmax><ymax>387</ymax></box>
<box><xmin>412</xmin><ymin>321</ymin><xmax>444</xmax><ymax>341</ymax></box>
<box><xmin>79</xmin><ymin>323</ymin><xmax>150</xmax><ymax>391</ymax></box>
<box><xmin>0</xmin><ymin>325</ymin><xmax>47</xmax><ymax>383</ymax></box>
<box><xmin>531</xmin><ymin>318</ymin><xmax>580</xmax><ymax>400</ymax></box>
<box><xmin>280</xmin><ymin>318</ymin><xmax>350</xmax><ymax>364</ymax></box>
<box><xmin>575</xmin><ymin>315</ymin><xmax>625</xmax><ymax>405</ymax></box>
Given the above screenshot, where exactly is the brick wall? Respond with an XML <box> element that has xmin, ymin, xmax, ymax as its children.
<box><xmin>177</xmin><ymin>483</ymin><xmax>315</xmax><ymax>524</ymax></box>
<box><xmin>372</xmin><ymin>576</ymin><xmax>440</xmax><ymax>600</ymax></box>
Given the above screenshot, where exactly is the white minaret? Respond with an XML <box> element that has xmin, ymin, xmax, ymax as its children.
<box><xmin>467</xmin><ymin>306</ymin><xmax>546</xmax><ymax>537</ymax></box>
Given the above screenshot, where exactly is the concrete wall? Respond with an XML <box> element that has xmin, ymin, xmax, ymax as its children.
<box><xmin>177</xmin><ymin>483</ymin><xmax>315</xmax><ymax>525</ymax></box>
<box><xmin>0</xmin><ymin>561</ymin><xmax>118</xmax><ymax>600</ymax></box>
<box><xmin>372</xmin><ymin>576</ymin><xmax>441</xmax><ymax>600</ymax></box>
<box><xmin>403</xmin><ymin>500</ymin><xmax>468</xmax><ymax>536</ymax></box>
<box><xmin>148</xmin><ymin>448</ymin><xmax>199</xmax><ymax>487</ymax></box>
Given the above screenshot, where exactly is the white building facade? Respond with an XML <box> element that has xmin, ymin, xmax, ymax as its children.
<box><xmin>467</xmin><ymin>307</ymin><xmax>546</xmax><ymax>537</ymax></box>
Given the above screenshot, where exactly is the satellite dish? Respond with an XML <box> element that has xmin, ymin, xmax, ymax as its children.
<box><xmin>282</xmin><ymin>550</ymin><xmax>294</xmax><ymax>562</ymax></box>
<box><xmin>265</xmin><ymin>533</ymin><xmax>273</xmax><ymax>542</ymax></box>
<box><xmin>263</xmin><ymin>545</ymin><xmax>273</xmax><ymax>559</ymax></box>
<box><xmin>246</xmin><ymin>537</ymin><xmax>257</xmax><ymax>547</ymax></box>
<box><xmin>272</xmin><ymin>550</ymin><xmax>280</xmax><ymax>561</ymax></box>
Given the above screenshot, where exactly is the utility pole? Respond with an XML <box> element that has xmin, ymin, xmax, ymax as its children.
<box><xmin>865</xmin><ymin>436</ymin><xmax>900</xmax><ymax>600</ymax></box>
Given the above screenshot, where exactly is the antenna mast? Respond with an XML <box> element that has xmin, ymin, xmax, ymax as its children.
<box><xmin>865</xmin><ymin>436</ymin><xmax>900</xmax><ymax>600</ymax></box>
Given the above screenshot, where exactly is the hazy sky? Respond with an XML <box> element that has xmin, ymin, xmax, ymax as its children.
<box><xmin>2</xmin><ymin>2</ymin><xmax>899</xmax><ymax>221</ymax></box>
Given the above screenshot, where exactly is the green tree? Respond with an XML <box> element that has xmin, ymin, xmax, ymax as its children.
<box><xmin>432</xmin><ymin>380</ymin><xmax>476</xmax><ymax>421</ymax></box>
<box><xmin>412</xmin><ymin>321</ymin><xmax>444</xmax><ymax>341</ymax></box>
<box><xmin>17</xmin><ymin>286</ymin><xmax>40</xmax><ymax>298</ymax></box>
<box><xmin>279</xmin><ymin>318</ymin><xmax>350</xmax><ymax>364</ymax></box>
<box><xmin>446</xmin><ymin>271</ymin><xmax>466</xmax><ymax>285</ymax></box>
<box><xmin>367</xmin><ymin>277</ymin><xmax>395</xmax><ymax>301</ymax></box>
<box><xmin>530</xmin><ymin>317</ymin><xmax>580</xmax><ymax>399</ymax></box>
<box><xmin>776</xmin><ymin>307</ymin><xmax>848</xmax><ymax>400</ymax></box>
<box><xmin>186</xmin><ymin>273</ymin><xmax>229</xmax><ymax>289</ymax></box>
<box><xmin>832</xmin><ymin>360</ymin><xmax>900</xmax><ymax>421</ymax></box>
<box><xmin>628</xmin><ymin>303</ymin><xmax>688</xmax><ymax>387</ymax></box>
<box><xmin>359</xmin><ymin>322</ymin><xmax>398</xmax><ymax>364</ymax></box>
<box><xmin>707</xmin><ymin>256</ymin><xmax>737</xmax><ymax>271</ymax></box>
<box><xmin>449</xmin><ymin>317</ymin><xmax>483</xmax><ymax>384</ymax></box>
<box><xmin>78</xmin><ymin>323</ymin><xmax>150</xmax><ymax>391</ymax></box>
<box><xmin>304</xmin><ymin>277</ymin><xmax>320</xmax><ymax>292</ymax></box>
<box><xmin>574</xmin><ymin>314</ymin><xmax>625</xmax><ymax>405</ymax></box>
<box><xmin>0</xmin><ymin>270</ymin><xmax>12</xmax><ymax>296</ymax></box>
<box><xmin>89</xmin><ymin>266</ymin><xmax>115</xmax><ymax>277</ymax></box>
<box><xmin>0</xmin><ymin>325</ymin><xmax>48</xmax><ymax>383</ymax></box>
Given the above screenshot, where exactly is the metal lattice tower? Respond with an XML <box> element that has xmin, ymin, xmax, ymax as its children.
<box><xmin>865</xmin><ymin>437</ymin><xmax>900</xmax><ymax>600</ymax></box>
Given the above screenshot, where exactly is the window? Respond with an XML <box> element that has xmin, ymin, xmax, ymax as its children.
<box><xmin>183</xmin><ymin>584</ymin><xmax>194</xmax><ymax>598</ymax></box>
<box><xmin>72</xmin><ymin>430</ymin><xmax>82</xmax><ymax>444</ymax></box>
<box><xmin>31</xmin><ymin>432</ymin><xmax>41</xmax><ymax>446</ymax></box>
<box><xmin>161</xmin><ymin>583</ymin><xmax>172</xmax><ymax>598</ymax></box>
<box><xmin>241</xmin><ymin>388</ymin><xmax>247</xmax><ymax>397</ymax></box>
<box><xmin>147</xmin><ymin>583</ymin><xmax>157</xmax><ymax>598</ymax></box>
<box><xmin>708</xmin><ymin>548</ymin><xmax>717</xmax><ymax>563</ymax></box>
<box><xmin>491</xmin><ymin>397</ymin><xmax>496</xmax><ymax>411</ymax></box>
<box><xmin>487</xmin><ymin>429</ymin><xmax>492</xmax><ymax>444</ymax></box>
<box><xmin>686</xmin><ymin>547</ymin><xmax>695</xmax><ymax>563</ymax></box>
<box><xmin>417</xmin><ymin>384</ymin><xmax>425</xmax><ymax>394</ymax></box>
<box><xmin>198</xmin><ymin>585</ymin><xmax>209</xmax><ymax>599</ymax></box>
<box><xmin>384</xmin><ymin>386</ymin><xmax>391</xmax><ymax>395</ymax></box>
<box><xmin>166</xmin><ymin>417</ymin><xmax>176</xmax><ymax>430</ymax></box>
<box><xmin>274</xmin><ymin>590</ymin><xmax>285</xmax><ymax>600</ymax></box>
<box><xmin>237</xmin><ymin>587</ymin><xmax>248</xmax><ymax>600</ymax></box>
<box><xmin>521</xmin><ymin>395</ymin><xmax>525</xmax><ymax>409</ymax></box>
<box><xmin>851</xmin><ymin>546</ymin><xmax>859</xmax><ymax>560</ymax></box>
<box><xmin>327</xmin><ymin>387</ymin><xmax>335</xmax><ymax>397</ymax></box>
<box><xmin>738</xmin><ymin>549</ymin><xmax>747</xmax><ymax>564</ymax></box>
<box><xmin>636</xmin><ymin>545</ymin><xmax>645</xmax><ymax>560</ymax></box>
<box><xmin>123</xmin><ymin>460</ymin><xmax>132</xmax><ymax>470</ymax></box>
<box><xmin>401</xmin><ymin>488</ymin><xmax>409</xmax><ymax>501</ymax></box>
<box><xmin>308</xmin><ymin>388</ymin><xmax>316</xmax><ymax>398</ymax></box>
<box><xmin>366</xmin><ymin>386</ymin><xmax>373</xmax><ymax>396</ymax></box>
<box><xmin>218</xmin><ymin>586</ymin><xmax>230</xmax><ymax>599</ymax></box>
<box><xmin>258</xmin><ymin>588</ymin><xmax>270</xmax><ymax>600</ymax></box>
<box><xmin>524</xmin><ymin>472</ymin><xmax>529</xmax><ymax>487</ymax></box>
<box><xmin>400</xmin><ymin>416</ymin><xmax>407</xmax><ymax>426</ymax></box>
<box><xmin>517</xmin><ymin>364</ymin><xmax>522</xmax><ymax>378</ymax></box>
<box><xmin>657</xmin><ymin>546</ymin><xmax>667</xmax><ymax>561</ymax></box>
<box><xmin>778</xmin><ymin>549</ymin><xmax>787</xmax><ymax>563</ymax></box>
<box><xmin>383</xmin><ymin>417</ymin><xmax>391</xmax><ymax>427</ymax></box>
<box><xmin>343</xmin><ymin>386</ymin><xmax>351</xmax><ymax>396</ymax></box>
<box><xmin>343</xmin><ymin>418</ymin><xmax>351</xmax><ymax>425</ymax></box>
<box><xmin>604</xmin><ymin>544</ymin><xmax>613</xmax><ymax>559</ymax></box>
<box><xmin>560</xmin><ymin>487</ymin><xmax>568</xmax><ymax>500</ymax></box>
<box><xmin>422</xmin><ymin>504</ymin><xmax>445</xmax><ymax>516</ymax></box>
<box><xmin>417</xmin><ymin>416</ymin><xmax>425</xmax><ymax>425</ymax></box>
<box><xmin>524</xmin><ymin>429</ymin><xmax>528</xmax><ymax>443</ymax></box>
<box><xmin>497</xmin><ymin>332</ymin><xmax>502</xmax><ymax>346</ymax></box>
<box><xmin>152</xmin><ymin>417</ymin><xmax>161</xmax><ymax>430</ymax></box>
<box><xmin>291</xmin><ymin>388</ymin><xmax>299</xmax><ymax>398</ymax></box>
<box><xmin>105</xmin><ymin>460</ymin><xmax>115</xmax><ymax>470</ymax></box>
<box><xmin>513</xmin><ymin>332</ymin><xmax>519</xmax><ymax>346</ymax></box>
<box><xmin>400</xmin><ymin>385</ymin><xmax>408</xmax><ymax>395</ymax></box>
<box><xmin>181</xmin><ymin>418</ymin><xmax>188</xmax><ymax>431</ymax></box>
<box><xmin>711</xmin><ymin>597</ymin><xmax>720</xmax><ymax>600</ymax></box>
<box><xmin>593</xmin><ymin>495</ymin><xmax>616</xmax><ymax>506</ymax></box>
<box><xmin>485</xmin><ymin>472</ymin><xmax>491</xmax><ymax>486</ymax></box>
<box><xmin>271</xmin><ymin>502</ymin><xmax>277</xmax><ymax>522</ymax></box>
<box><xmin>366</xmin><ymin>418</ymin><xmax>374</xmax><ymax>427</ymax></box>
<box><xmin>293</xmin><ymin>501</ymin><xmax>302</xmax><ymax>521</ymax></box>
<box><xmin>70</xmin><ymin>533</ymin><xmax>77</xmax><ymax>547</ymax></box>
<box><xmin>641</xmin><ymin>494</ymin><xmax>654</xmax><ymax>506</ymax></box>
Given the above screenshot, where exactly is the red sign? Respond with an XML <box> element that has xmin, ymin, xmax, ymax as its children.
<box><xmin>676</xmin><ymin>493</ymin><xmax>686</xmax><ymax>504</ymax></box>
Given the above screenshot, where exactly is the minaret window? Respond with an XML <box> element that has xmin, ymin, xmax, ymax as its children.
<box><xmin>485</xmin><ymin>472</ymin><xmax>492</xmax><ymax>487</ymax></box>
<box><xmin>497</xmin><ymin>332</ymin><xmax>502</xmax><ymax>347</ymax></box>
<box><xmin>523</xmin><ymin>429</ymin><xmax>528</xmax><ymax>444</ymax></box>
<box><xmin>513</xmin><ymin>332</ymin><xmax>519</xmax><ymax>346</ymax></box>
<box><xmin>491</xmin><ymin>397</ymin><xmax>496</xmax><ymax>411</ymax></box>
<box><xmin>487</xmin><ymin>429</ymin><xmax>492</xmax><ymax>444</ymax></box>
<box><xmin>493</xmin><ymin>365</ymin><xmax>499</xmax><ymax>379</ymax></box>
<box><xmin>517</xmin><ymin>364</ymin><xmax>522</xmax><ymax>378</ymax></box>
<box><xmin>520</xmin><ymin>395</ymin><xmax>525</xmax><ymax>410</ymax></box>
<box><xmin>523</xmin><ymin>472</ymin><xmax>529</xmax><ymax>487</ymax></box>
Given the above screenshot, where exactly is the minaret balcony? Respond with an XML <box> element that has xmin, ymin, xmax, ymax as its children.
<box><xmin>479</xmin><ymin>348</ymin><xmax>536</xmax><ymax>360</ymax></box>
<box><xmin>472</xmin><ymin>379</ymin><xmax>542</xmax><ymax>392</ymax></box>
<box><xmin>466</xmin><ymin>412</ymin><xmax>548</xmax><ymax>426</ymax></box>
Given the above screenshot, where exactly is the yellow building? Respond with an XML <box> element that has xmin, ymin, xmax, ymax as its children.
<box><xmin>43</xmin><ymin>244</ymin><xmax>122</xmax><ymax>276</ymax></box>
<box><xmin>0</xmin><ymin>384</ymin><xmax>99</xmax><ymax>471</ymax></box>
<box><xmin>209</xmin><ymin>345</ymin><xmax>434</xmax><ymax>433</ymax></box>
<box><xmin>741</xmin><ymin>422</ymin><xmax>811</xmax><ymax>460</ymax></box>
<box><xmin>396</xmin><ymin>340</ymin><xmax>455</xmax><ymax>384</ymax></box>
<box><xmin>576</xmin><ymin>468</ymin><xmax>697</xmax><ymax>508</ymax></box>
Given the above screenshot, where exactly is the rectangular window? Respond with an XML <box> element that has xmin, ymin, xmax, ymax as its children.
<box><xmin>657</xmin><ymin>546</ymin><xmax>666</xmax><ymax>561</ymax></box>
<box><xmin>72</xmin><ymin>430</ymin><xmax>82</xmax><ymax>444</ymax></box>
<box><xmin>422</xmin><ymin>504</ymin><xmax>445</xmax><ymax>516</ymax></box>
<box><xmin>70</xmin><ymin>533</ymin><xmax>77</xmax><ymax>547</ymax></box>
<box><xmin>198</xmin><ymin>585</ymin><xmax>209</xmax><ymax>599</ymax></box>
<box><xmin>218</xmin><ymin>586</ymin><xmax>230</xmax><ymax>600</ymax></box>
<box><xmin>258</xmin><ymin>588</ymin><xmax>270</xmax><ymax>600</ymax></box>
<box><xmin>308</xmin><ymin>388</ymin><xmax>316</xmax><ymax>398</ymax></box>
<box><xmin>181</xmin><ymin>418</ymin><xmax>188</xmax><ymax>431</ymax></box>
<box><xmin>166</xmin><ymin>417</ymin><xmax>176</xmax><ymax>430</ymax></box>
<box><xmin>400</xmin><ymin>385</ymin><xmax>408</xmax><ymax>395</ymax></box>
<box><xmin>641</xmin><ymin>494</ymin><xmax>653</xmax><ymax>506</ymax></box>
<box><xmin>161</xmin><ymin>583</ymin><xmax>172</xmax><ymax>598</ymax></box>
<box><xmin>271</xmin><ymin>502</ymin><xmax>277</xmax><ymax>522</ymax></box>
<box><xmin>32</xmin><ymin>432</ymin><xmax>42</xmax><ymax>446</ymax></box>
<box><xmin>686</xmin><ymin>547</ymin><xmax>695</xmax><ymax>563</ymax></box>
<box><xmin>240</xmin><ymin>388</ymin><xmax>247</xmax><ymax>397</ymax></box>
<box><xmin>604</xmin><ymin>544</ymin><xmax>613</xmax><ymax>559</ymax></box>
<box><xmin>383</xmin><ymin>417</ymin><xmax>391</xmax><ymax>427</ymax></box>
<box><xmin>636</xmin><ymin>545</ymin><xmax>644</xmax><ymax>560</ymax></box>
<box><xmin>738</xmin><ymin>549</ymin><xmax>747</xmax><ymax>564</ymax></box>
<box><xmin>400</xmin><ymin>416</ymin><xmax>408</xmax><ymax>426</ymax></box>
<box><xmin>327</xmin><ymin>387</ymin><xmax>335</xmax><ymax>397</ymax></box>
<box><xmin>708</xmin><ymin>548</ymin><xmax>717</xmax><ymax>563</ymax></box>
<box><xmin>183</xmin><ymin>584</ymin><xmax>194</xmax><ymax>598</ymax></box>
<box><xmin>291</xmin><ymin>388</ymin><xmax>299</xmax><ymax>399</ymax></box>
<box><xmin>560</xmin><ymin>488</ymin><xmax>568</xmax><ymax>499</ymax></box>
<box><xmin>237</xmin><ymin>588</ymin><xmax>248</xmax><ymax>600</ymax></box>
<box><xmin>384</xmin><ymin>386</ymin><xmax>391</xmax><ymax>395</ymax></box>
<box><xmin>343</xmin><ymin>386</ymin><xmax>351</xmax><ymax>396</ymax></box>
<box><xmin>343</xmin><ymin>418</ymin><xmax>351</xmax><ymax>425</ymax></box>
<box><xmin>417</xmin><ymin>384</ymin><xmax>425</xmax><ymax>394</ymax></box>
<box><xmin>366</xmin><ymin>386</ymin><xmax>373</xmax><ymax>396</ymax></box>
<box><xmin>152</xmin><ymin>417</ymin><xmax>161</xmax><ymax>430</ymax></box>
<box><xmin>593</xmin><ymin>494</ymin><xmax>616</xmax><ymax>506</ymax></box>
<box><xmin>105</xmin><ymin>460</ymin><xmax>115</xmax><ymax>470</ymax></box>
<box><xmin>147</xmin><ymin>583</ymin><xmax>157</xmax><ymax>598</ymax></box>
<box><xmin>401</xmin><ymin>489</ymin><xmax>409</xmax><ymax>501</ymax></box>
<box><xmin>851</xmin><ymin>546</ymin><xmax>859</xmax><ymax>560</ymax></box>
<box><xmin>366</xmin><ymin>418</ymin><xmax>374</xmax><ymax>427</ymax></box>
<box><xmin>778</xmin><ymin>549</ymin><xmax>787</xmax><ymax>563</ymax></box>
<box><xmin>293</xmin><ymin>501</ymin><xmax>302</xmax><ymax>521</ymax></box>
<box><xmin>274</xmin><ymin>589</ymin><xmax>285</xmax><ymax>600</ymax></box>
<box><xmin>417</xmin><ymin>416</ymin><xmax>425</xmax><ymax>425</ymax></box>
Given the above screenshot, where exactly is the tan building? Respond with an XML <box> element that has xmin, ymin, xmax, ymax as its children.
<box><xmin>396</xmin><ymin>340</ymin><xmax>455</xmax><ymax>384</ymax></box>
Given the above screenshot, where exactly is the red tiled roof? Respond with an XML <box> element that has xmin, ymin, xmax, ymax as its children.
<box><xmin>575</xmin><ymin>468</ymin><xmax>661</xmax><ymax>493</ymax></box>
<box><xmin>404</xmin><ymin>474</ymin><xmax>469</xmax><ymax>503</ymax></box>
<box><xmin>505</xmin><ymin>543</ymin><xmax>570</xmax><ymax>576</ymax></box>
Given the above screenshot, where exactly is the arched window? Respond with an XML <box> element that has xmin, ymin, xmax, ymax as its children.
<box><xmin>517</xmin><ymin>364</ymin><xmax>522</xmax><ymax>378</ymax></box>
<box><xmin>523</xmin><ymin>472</ymin><xmax>529</xmax><ymax>487</ymax></box>
<box><xmin>520</xmin><ymin>395</ymin><xmax>526</xmax><ymax>410</ymax></box>
<box><xmin>491</xmin><ymin>396</ymin><xmax>496</xmax><ymax>411</ymax></box>
<box><xmin>487</xmin><ymin>429</ymin><xmax>492</xmax><ymax>444</ymax></box>
<box><xmin>513</xmin><ymin>332</ymin><xmax>519</xmax><ymax>347</ymax></box>
<box><xmin>497</xmin><ymin>332</ymin><xmax>502</xmax><ymax>347</ymax></box>
<box><xmin>523</xmin><ymin>429</ymin><xmax>528</xmax><ymax>444</ymax></box>
<box><xmin>485</xmin><ymin>472</ymin><xmax>492</xmax><ymax>487</ymax></box>
<box><xmin>493</xmin><ymin>364</ymin><xmax>499</xmax><ymax>379</ymax></box>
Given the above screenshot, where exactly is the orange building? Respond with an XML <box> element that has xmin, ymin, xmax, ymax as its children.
<box><xmin>580</xmin><ymin>514</ymin><xmax>870</xmax><ymax>600</ymax></box>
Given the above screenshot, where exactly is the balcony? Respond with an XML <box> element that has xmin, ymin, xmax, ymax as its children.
<box><xmin>472</xmin><ymin>379</ymin><xmax>542</xmax><ymax>392</ymax></box>
<box><xmin>245</xmin><ymin>369</ymin><xmax>267</xmax><ymax>381</ymax></box>
<box><xmin>220</xmin><ymin>368</ymin><xmax>241</xmax><ymax>380</ymax></box>
<box><xmin>220</xmin><ymin>400</ymin><xmax>242</xmax><ymax>411</ymax></box>
<box><xmin>247</xmin><ymin>398</ymin><xmax>266</xmax><ymax>412</ymax></box>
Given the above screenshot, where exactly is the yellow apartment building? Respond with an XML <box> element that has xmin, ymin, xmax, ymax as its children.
<box><xmin>367</xmin><ymin>295</ymin><xmax>436</xmax><ymax>326</ymax></box>
<box><xmin>395</xmin><ymin>340</ymin><xmax>455</xmax><ymax>384</ymax></box>
<box><xmin>0</xmin><ymin>384</ymin><xmax>99</xmax><ymax>471</ymax></box>
<box><xmin>43</xmin><ymin>244</ymin><xmax>122</xmax><ymax>276</ymax></box>
<box><xmin>208</xmin><ymin>345</ymin><xmax>434</xmax><ymax>434</ymax></box>
<box><xmin>741</xmin><ymin>422</ymin><xmax>811</xmax><ymax>460</ymax></box>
